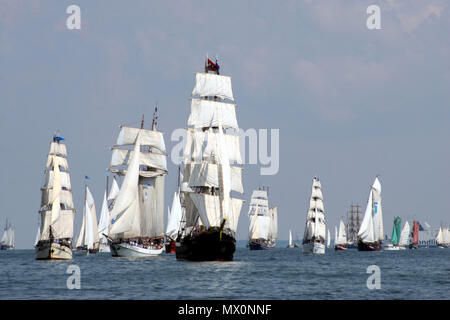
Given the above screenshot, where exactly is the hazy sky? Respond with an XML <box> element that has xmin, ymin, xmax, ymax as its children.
<box><xmin>1</xmin><ymin>1</ymin><xmax>449</xmax><ymax>248</ymax></box>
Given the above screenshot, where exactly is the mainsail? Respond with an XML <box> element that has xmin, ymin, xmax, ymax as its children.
<box><xmin>38</xmin><ymin>137</ymin><xmax>75</xmax><ymax>242</ymax></box>
<box><xmin>108</xmin><ymin>124</ymin><xmax>167</xmax><ymax>240</ymax></box>
<box><xmin>398</xmin><ymin>221</ymin><xmax>410</xmax><ymax>247</ymax></box>
<box><xmin>390</xmin><ymin>217</ymin><xmax>402</xmax><ymax>246</ymax></box>
<box><xmin>358</xmin><ymin>177</ymin><xmax>383</xmax><ymax>244</ymax></box>
<box><xmin>166</xmin><ymin>192</ymin><xmax>182</xmax><ymax>239</ymax></box>
<box><xmin>335</xmin><ymin>219</ymin><xmax>347</xmax><ymax>245</ymax></box>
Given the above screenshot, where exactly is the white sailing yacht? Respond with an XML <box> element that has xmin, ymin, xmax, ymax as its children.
<box><xmin>75</xmin><ymin>184</ymin><xmax>99</xmax><ymax>253</ymax></box>
<box><xmin>326</xmin><ymin>229</ymin><xmax>331</xmax><ymax>248</ymax></box>
<box><xmin>334</xmin><ymin>219</ymin><xmax>347</xmax><ymax>251</ymax></box>
<box><xmin>357</xmin><ymin>176</ymin><xmax>384</xmax><ymax>251</ymax></box>
<box><xmin>35</xmin><ymin>134</ymin><xmax>75</xmax><ymax>260</ymax></box>
<box><xmin>0</xmin><ymin>219</ymin><xmax>15</xmax><ymax>250</ymax></box>
<box><xmin>106</xmin><ymin>115</ymin><xmax>167</xmax><ymax>257</ymax></box>
<box><xmin>287</xmin><ymin>230</ymin><xmax>294</xmax><ymax>248</ymax></box>
<box><xmin>248</xmin><ymin>188</ymin><xmax>277</xmax><ymax>250</ymax></box>
<box><xmin>302</xmin><ymin>177</ymin><xmax>326</xmax><ymax>254</ymax></box>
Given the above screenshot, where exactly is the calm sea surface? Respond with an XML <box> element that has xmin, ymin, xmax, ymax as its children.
<box><xmin>1</xmin><ymin>241</ymin><xmax>449</xmax><ymax>300</ymax></box>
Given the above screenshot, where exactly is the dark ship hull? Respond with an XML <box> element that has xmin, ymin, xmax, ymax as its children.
<box><xmin>176</xmin><ymin>229</ymin><xmax>236</xmax><ymax>261</ymax></box>
<box><xmin>334</xmin><ymin>244</ymin><xmax>348</xmax><ymax>251</ymax></box>
<box><xmin>165</xmin><ymin>239</ymin><xmax>176</xmax><ymax>253</ymax></box>
<box><xmin>357</xmin><ymin>239</ymin><xmax>382</xmax><ymax>251</ymax></box>
<box><xmin>247</xmin><ymin>239</ymin><xmax>274</xmax><ymax>250</ymax></box>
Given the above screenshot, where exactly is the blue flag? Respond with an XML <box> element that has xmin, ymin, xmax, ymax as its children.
<box><xmin>85</xmin><ymin>176</ymin><xmax>90</xmax><ymax>180</ymax></box>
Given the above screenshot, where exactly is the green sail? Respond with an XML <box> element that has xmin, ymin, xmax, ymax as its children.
<box><xmin>391</xmin><ymin>217</ymin><xmax>402</xmax><ymax>245</ymax></box>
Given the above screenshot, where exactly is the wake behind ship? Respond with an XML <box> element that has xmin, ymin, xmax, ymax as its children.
<box><xmin>176</xmin><ymin>57</ymin><xmax>244</xmax><ymax>261</ymax></box>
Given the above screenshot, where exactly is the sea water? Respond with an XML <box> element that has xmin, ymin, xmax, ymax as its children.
<box><xmin>0</xmin><ymin>241</ymin><xmax>449</xmax><ymax>300</ymax></box>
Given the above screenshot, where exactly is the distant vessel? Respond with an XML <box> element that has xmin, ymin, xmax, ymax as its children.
<box><xmin>74</xmin><ymin>184</ymin><xmax>99</xmax><ymax>254</ymax></box>
<box><xmin>176</xmin><ymin>57</ymin><xmax>244</xmax><ymax>261</ymax></box>
<box><xmin>287</xmin><ymin>230</ymin><xmax>294</xmax><ymax>248</ymax></box>
<box><xmin>97</xmin><ymin>177</ymin><xmax>120</xmax><ymax>253</ymax></box>
<box><xmin>35</xmin><ymin>134</ymin><xmax>75</xmax><ymax>260</ymax></box>
<box><xmin>106</xmin><ymin>114</ymin><xmax>168</xmax><ymax>257</ymax></box>
<box><xmin>385</xmin><ymin>216</ymin><xmax>403</xmax><ymax>251</ymax></box>
<box><xmin>409</xmin><ymin>220</ymin><xmax>420</xmax><ymax>249</ymax></box>
<box><xmin>334</xmin><ymin>219</ymin><xmax>347</xmax><ymax>251</ymax></box>
<box><xmin>326</xmin><ymin>229</ymin><xmax>331</xmax><ymax>248</ymax></box>
<box><xmin>302</xmin><ymin>177</ymin><xmax>326</xmax><ymax>254</ymax></box>
<box><xmin>357</xmin><ymin>177</ymin><xmax>383</xmax><ymax>251</ymax></box>
<box><xmin>248</xmin><ymin>188</ymin><xmax>278</xmax><ymax>250</ymax></box>
<box><xmin>0</xmin><ymin>218</ymin><xmax>15</xmax><ymax>250</ymax></box>
<box><xmin>346</xmin><ymin>204</ymin><xmax>362</xmax><ymax>249</ymax></box>
<box><xmin>436</xmin><ymin>226</ymin><xmax>449</xmax><ymax>248</ymax></box>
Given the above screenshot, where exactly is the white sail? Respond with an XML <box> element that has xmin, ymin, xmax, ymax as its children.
<box><xmin>269</xmin><ymin>207</ymin><xmax>278</xmax><ymax>240</ymax></box>
<box><xmin>34</xmin><ymin>226</ymin><xmax>40</xmax><ymax>246</ymax></box>
<box><xmin>398</xmin><ymin>221</ymin><xmax>410</xmax><ymax>246</ymax></box>
<box><xmin>109</xmin><ymin>133</ymin><xmax>142</xmax><ymax>238</ymax></box>
<box><xmin>111</xmin><ymin>148</ymin><xmax>167</xmax><ymax>172</ymax></box>
<box><xmin>75</xmin><ymin>212</ymin><xmax>85</xmax><ymax>248</ymax></box>
<box><xmin>192</xmin><ymin>72</ymin><xmax>234</xmax><ymax>101</ymax></box>
<box><xmin>289</xmin><ymin>230</ymin><xmax>293</xmax><ymax>246</ymax></box>
<box><xmin>249</xmin><ymin>214</ymin><xmax>271</xmax><ymax>240</ymax></box>
<box><xmin>115</xmin><ymin>126</ymin><xmax>166</xmax><ymax>152</ymax></box>
<box><xmin>166</xmin><ymin>192</ymin><xmax>182</xmax><ymax>239</ymax></box>
<box><xmin>1</xmin><ymin>222</ymin><xmax>14</xmax><ymax>248</ymax></box>
<box><xmin>327</xmin><ymin>229</ymin><xmax>330</xmax><ymax>247</ymax></box>
<box><xmin>107</xmin><ymin>178</ymin><xmax>120</xmax><ymax>201</ymax></box>
<box><xmin>97</xmin><ymin>190</ymin><xmax>109</xmax><ymax>239</ymax></box>
<box><xmin>334</xmin><ymin>225</ymin><xmax>338</xmax><ymax>243</ymax></box>
<box><xmin>49</xmin><ymin>142</ymin><xmax>67</xmax><ymax>157</ymax></box>
<box><xmin>444</xmin><ymin>228</ymin><xmax>450</xmax><ymax>244</ymax></box>
<box><xmin>188</xmin><ymin>99</ymin><xmax>238</xmax><ymax>129</ymax></box>
<box><xmin>184</xmin><ymin>129</ymin><xmax>242</xmax><ymax>164</ymax></box>
<box><xmin>371</xmin><ymin>177</ymin><xmax>383</xmax><ymax>241</ymax></box>
<box><xmin>187</xmin><ymin>161</ymin><xmax>243</xmax><ymax>193</ymax></box>
<box><xmin>85</xmin><ymin>200</ymin><xmax>95</xmax><ymax>250</ymax></box>
<box><xmin>436</xmin><ymin>227</ymin><xmax>444</xmax><ymax>244</ymax></box>
<box><xmin>358</xmin><ymin>189</ymin><xmax>375</xmax><ymax>243</ymax></box>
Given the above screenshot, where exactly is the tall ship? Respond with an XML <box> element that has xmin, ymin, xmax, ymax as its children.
<box><xmin>247</xmin><ymin>188</ymin><xmax>278</xmax><ymax>250</ymax></box>
<box><xmin>35</xmin><ymin>134</ymin><xmax>75</xmax><ymax>260</ymax></box>
<box><xmin>0</xmin><ymin>218</ymin><xmax>15</xmax><ymax>250</ymax></box>
<box><xmin>74</xmin><ymin>184</ymin><xmax>99</xmax><ymax>254</ymax></box>
<box><xmin>302</xmin><ymin>177</ymin><xmax>326</xmax><ymax>254</ymax></box>
<box><xmin>176</xmin><ymin>57</ymin><xmax>244</xmax><ymax>261</ymax></box>
<box><xmin>436</xmin><ymin>226</ymin><xmax>449</xmax><ymax>248</ymax></box>
<box><xmin>346</xmin><ymin>204</ymin><xmax>362</xmax><ymax>248</ymax></box>
<box><xmin>334</xmin><ymin>219</ymin><xmax>347</xmax><ymax>251</ymax></box>
<box><xmin>410</xmin><ymin>220</ymin><xmax>420</xmax><ymax>249</ymax></box>
<box><xmin>357</xmin><ymin>176</ymin><xmax>384</xmax><ymax>251</ymax></box>
<box><xmin>106</xmin><ymin>114</ymin><xmax>168</xmax><ymax>257</ymax></box>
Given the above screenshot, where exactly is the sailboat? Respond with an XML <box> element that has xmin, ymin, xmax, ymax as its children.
<box><xmin>165</xmin><ymin>191</ymin><xmax>182</xmax><ymax>253</ymax></box>
<box><xmin>409</xmin><ymin>220</ymin><xmax>420</xmax><ymax>249</ymax></box>
<box><xmin>248</xmin><ymin>188</ymin><xmax>277</xmax><ymax>250</ymax></box>
<box><xmin>326</xmin><ymin>229</ymin><xmax>331</xmax><ymax>248</ymax></box>
<box><xmin>385</xmin><ymin>216</ymin><xmax>402</xmax><ymax>250</ymax></box>
<box><xmin>106</xmin><ymin>114</ymin><xmax>168</xmax><ymax>257</ymax></box>
<box><xmin>0</xmin><ymin>218</ymin><xmax>15</xmax><ymax>250</ymax></box>
<box><xmin>436</xmin><ymin>226</ymin><xmax>449</xmax><ymax>248</ymax></box>
<box><xmin>357</xmin><ymin>176</ymin><xmax>383</xmax><ymax>251</ymax></box>
<box><xmin>75</xmin><ymin>184</ymin><xmax>99</xmax><ymax>254</ymax></box>
<box><xmin>334</xmin><ymin>219</ymin><xmax>347</xmax><ymax>251</ymax></box>
<box><xmin>302</xmin><ymin>177</ymin><xmax>326</xmax><ymax>254</ymax></box>
<box><xmin>97</xmin><ymin>176</ymin><xmax>120</xmax><ymax>253</ymax></box>
<box><xmin>176</xmin><ymin>57</ymin><xmax>244</xmax><ymax>261</ymax></box>
<box><xmin>287</xmin><ymin>230</ymin><xmax>294</xmax><ymax>248</ymax></box>
<box><xmin>35</xmin><ymin>134</ymin><xmax>75</xmax><ymax>260</ymax></box>
<box><xmin>346</xmin><ymin>204</ymin><xmax>362</xmax><ymax>249</ymax></box>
